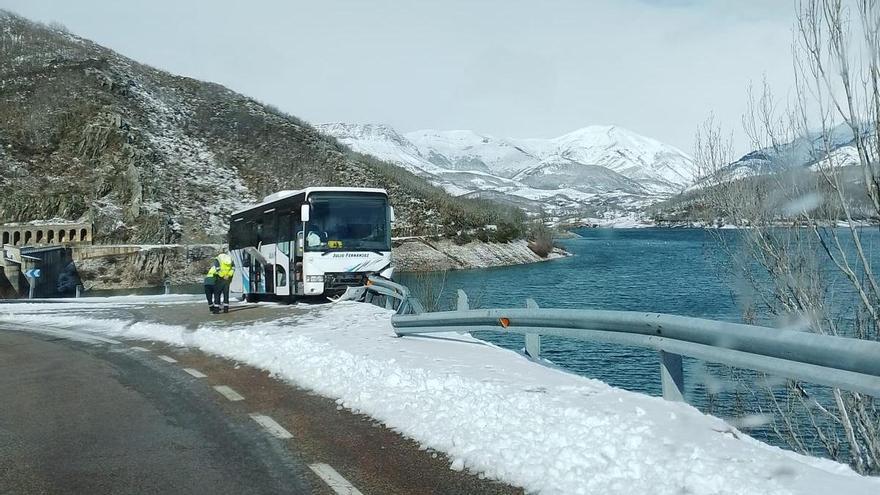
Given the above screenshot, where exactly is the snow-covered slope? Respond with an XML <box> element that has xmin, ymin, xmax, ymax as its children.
<box><xmin>319</xmin><ymin>122</ymin><xmax>697</xmax><ymax>220</ymax></box>
<box><xmin>519</xmin><ymin>125</ymin><xmax>697</xmax><ymax>193</ymax></box>
<box><xmin>514</xmin><ymin>159</ymin><xmax>647</xmax><ymax>195</ymax></box>
<box><xmin>406</xmin><ymin>129</ymin><xmax>542</xmax><ymax>177</ymax></box>
<box><xmin>318</xmin><ymin>123</ymin><xmax>446</xmax><ymax>176</ymax></box>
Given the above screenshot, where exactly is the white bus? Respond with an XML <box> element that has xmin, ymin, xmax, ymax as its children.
<box><xmin>228</xmin><ymin>187</ymin><xmax>394</xmax><ymax>301</ymax></box>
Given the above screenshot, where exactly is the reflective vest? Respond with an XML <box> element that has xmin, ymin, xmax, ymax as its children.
<box><xmin>204</xmin><ymin>265</ymin><xmax>218</xmax><ymax>285</ymax></box>
<box><xmin>216</xmin><ymin>253</ymin><xmax>234</xmax><ymax>280</ymax></box>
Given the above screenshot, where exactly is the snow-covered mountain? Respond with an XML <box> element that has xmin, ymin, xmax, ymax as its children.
<box><xmin>406</xmin><ymin>129</ymin><xmax>542</xmax><ymax>176</ymax></box>
<box><xmin>689</xmin><ymin>123</ymin><xmax>870</xmax><ymax>188</ymax></box>
<box><xmin>317</xmin><ymin>122</ymin><xmax>697</xmax><ymax>219</ymax></box>
<box><xmin>518</xmin><ymin>126</ymin><xmax>696</xmax><ymax>193</ymax></box>
<box><xmin>317</xmin><ymin>123</ymin><xmax>444</xmax><ymax>176</ymax></box>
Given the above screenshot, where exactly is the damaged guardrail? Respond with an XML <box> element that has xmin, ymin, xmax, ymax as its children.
<box><xmin>389</xmin><ymin>290</ymin><xmax>880</xmax><ymax>401</ymax></box>
<box><xmin>350</xmin><ymin>275</ymin><xmax>425</xmax><ymax>315</ymax></box>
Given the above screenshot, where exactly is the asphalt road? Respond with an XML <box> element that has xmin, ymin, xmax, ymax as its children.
<box><xmin>0</xmin><ymin>329</ymin><xmax>314</xmax><ymax>495</ymax></box>
<box><xmin>0</xmin><ymin>305</ymin><xmax>524</xmax><ymax>495</ymax></box>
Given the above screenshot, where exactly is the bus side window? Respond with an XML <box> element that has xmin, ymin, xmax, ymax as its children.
<box><xmin>277</xmin><ymin>213</ymin><xmax>292</xmax><ymax>256</ymax></box>
<box><xmin>244</xmin><ymin>220</ymin><xmax>258</xmax><ymax>248</ymax></box>
<box><xmin>262</xmin><ymin>215</ymin><xmax>277</xmax><ymax>245</ymax></box>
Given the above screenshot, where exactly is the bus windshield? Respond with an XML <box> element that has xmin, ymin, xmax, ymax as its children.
<box><xmin>305</xmin><ymin>194</ymin><xmax>390</xmax><ymax>252</ymax></box>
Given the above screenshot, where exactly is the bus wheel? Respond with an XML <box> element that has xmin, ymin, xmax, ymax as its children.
<box><xmin>245</xmin><ymin>293</ymin><xmax>258</xmax><ymax>303</ymax></box>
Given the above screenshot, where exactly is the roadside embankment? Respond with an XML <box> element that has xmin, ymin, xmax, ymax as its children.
<box><xmin>392</xmin><ymin>238</ymin><xmax>569</xmax><ymax>272</ymax></box>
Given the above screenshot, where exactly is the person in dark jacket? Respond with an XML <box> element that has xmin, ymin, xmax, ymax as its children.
<box><xmin>204</xmin><ymin>261</ymin><xmax>219</xmax><ymax>314</ymax></box>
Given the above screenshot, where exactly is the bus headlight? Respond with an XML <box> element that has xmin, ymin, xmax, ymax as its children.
<box><xmin>306</xmin><ymin>275</ymin><xmax>324</xmax><ymax>283</ymax></box>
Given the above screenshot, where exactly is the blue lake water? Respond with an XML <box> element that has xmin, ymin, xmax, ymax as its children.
<box><xmin>397</xmin><ymin>227</ymin><xmax>874</xmax><ymax>456</ymax></box>
<box><xmin>401</xmin><ymin>228</ymin><xmax>739</xmax><ymax>399</ymax></box>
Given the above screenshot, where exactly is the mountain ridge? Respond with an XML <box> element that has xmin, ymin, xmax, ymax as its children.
<box><xmin>318</xmin><ymin>122</ymin><xmax>697</xmax><ymax>219</ymax></box>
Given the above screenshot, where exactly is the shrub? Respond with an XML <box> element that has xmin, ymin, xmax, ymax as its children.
<box><xmin>527</xmin><ymin>219</ymin><xmax>553</xmax><ymax>257</ymax></box>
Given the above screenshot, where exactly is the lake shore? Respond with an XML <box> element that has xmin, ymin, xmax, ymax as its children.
<box><xmin>567</xmin><ymin>217</ymin><xmax>880</xmax><ymax>229</ymax></box>
<box><xmin>393</xmin><ymin>238</ymin><xmax>570</xmax><ymax>272</ymax></box>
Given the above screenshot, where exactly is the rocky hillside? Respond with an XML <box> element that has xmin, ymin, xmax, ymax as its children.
<box><xmin>0</xmin><ymin>12</ymin><xmax>523</xmax><ymax>244</ymax></box>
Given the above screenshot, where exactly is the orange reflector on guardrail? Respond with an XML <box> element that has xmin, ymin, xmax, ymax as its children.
<box><xmin>499</xmin><ymin>317</ymin><xmax>510</xmax><ymax>328</ymax></box>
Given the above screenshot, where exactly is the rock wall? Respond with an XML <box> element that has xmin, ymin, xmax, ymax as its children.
<box><xmin>73</xmin><ymin>244</ymin><xmax>221</xmax><ymax>290</ymax></box>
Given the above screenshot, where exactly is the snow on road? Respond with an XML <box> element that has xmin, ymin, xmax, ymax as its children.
<box><xmin>2</xmin><ymin>298</ymin><xmax>878</xmax><ymax>495</ymax></box>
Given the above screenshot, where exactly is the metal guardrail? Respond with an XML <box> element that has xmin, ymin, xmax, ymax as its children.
<box><xmin>361</xmin><ymin>276</ymin><xmax>424</xmax><ymax>315</ymax></box>
<box><xmin>388</xmin><ymin>290</ymin><xmax>880</xmax><ymax>401</ymax></box>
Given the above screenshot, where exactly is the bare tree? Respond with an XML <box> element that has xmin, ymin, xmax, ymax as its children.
<box><xmin>695</xmin><ymin>0</ymin><xmax>880</xmax><ymax>473</ymax></box>
<box><xmin>527</xmin><ymin>209</ymin><xmax>555</xmax><ymax>258</ymax></box>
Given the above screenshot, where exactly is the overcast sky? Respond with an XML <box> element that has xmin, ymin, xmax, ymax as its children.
<box><xmin>2</xmin><ymin>0</ymin><xmax>798</xmax><ymax>154</ymax></box>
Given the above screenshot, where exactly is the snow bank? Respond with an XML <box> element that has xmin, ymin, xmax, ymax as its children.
<box><xmin>2</xmin><ymin>301</ymin><xmax>877</xmax><ymax>495</ymax></box>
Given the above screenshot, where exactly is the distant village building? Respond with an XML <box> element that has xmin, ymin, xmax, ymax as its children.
<box><xmin>0</xmin><ymin>222</ymin><xmax>93</xmax><ymax>247</ymax></box>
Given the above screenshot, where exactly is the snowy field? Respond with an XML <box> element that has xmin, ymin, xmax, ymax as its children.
<box><xmin>2</xmin><ymin>297</ymin><xmax>879</xmax><ymax>495</ymax></box>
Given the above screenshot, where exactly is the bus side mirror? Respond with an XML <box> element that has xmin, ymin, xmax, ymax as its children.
<box><xmin>300</xmin><ymin>204</ymin><xmax>310</xmax><ymax>222</ymax></box>
<box><xmin>389</xmin><ymin>206</ymin><xmax>395</xmax><ymax>223</ymax></box>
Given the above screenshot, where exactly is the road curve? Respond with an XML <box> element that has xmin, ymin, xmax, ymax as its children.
<box><xmin>0</xmin><ymin>329</ymin><xmax>314</xmax><ymax>495</ymax></box>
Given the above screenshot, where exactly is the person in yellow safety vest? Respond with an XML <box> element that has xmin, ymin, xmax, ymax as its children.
<box><xmin>213</xmin><ymin>252</ymin><xmax>235</xmax><ymax>314</ymax></box>
<box><xmin>204</xmin><ymin>262</ymin><xmax>220</xmax><ymax>314</ymax></box>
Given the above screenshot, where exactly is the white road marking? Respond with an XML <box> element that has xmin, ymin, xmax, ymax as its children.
<box><xmin>213</xmin><ymin>385</ymin><xmax>245</xmax><ymax>401</ymax></box>
<box><xmin>130</xmin><ymin>346</ymin><xmax>150</xmax><ymax>352</ymax></box>
<box><xmin>308</xmin><ymin>463</ymin><xmax>365</xmax><ymax>495</ymax></box>
<box><xmin>183</xmin><ymin>368</ymin><xmax>207</xmax><ymax>378</ymax></box>
<box><xmin>157</xmin><ymin>355</ymin><xmax>177</xmax><ymax>363</ymax></box>
<box><xmin>91</xmin><ymin>335</ymin><xmax>122</xmax><ymax>345</ymax></box>
<box><xmin>249</xmin><ymin>414</ymin><xmax>293</xmax><ymax>439</ymax></box>
<box><xmin>5</xmin><ymin>323</ymin><xmax>121</xmax><ymax>345</ymax></box>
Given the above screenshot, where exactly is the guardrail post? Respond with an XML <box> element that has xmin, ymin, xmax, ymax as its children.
<box><xmin>164</xmin><ymin>280</ymin><xmax>171</xmax><ymax>295</ymax></box>
<box><xmin>525</xmin><ymin>298</ymin><xmax>541</xmax><ymax>359</ymax></box>
<box><xmin>75</xmin><ymin>284</ymin><xmax>83</xmax><ymax>298</ymax></box>
<box><xmin>525</xmin><ymin>334</ymin><xmax>541</xmax><ymax>359</ymax></box>
<box><xmin>659</xmin><ymin>350</ymin><xmax>684</xmax><ymax>402</ymax></box>
<box><xmin>457</xmin><ymin>290</ymin><xmax>469</xmax><ymax>311</ymax></box>
<box><xmin>405</xmin><ymin>296</ymin><xmax>424</xmax><ymax>315</ymax></box>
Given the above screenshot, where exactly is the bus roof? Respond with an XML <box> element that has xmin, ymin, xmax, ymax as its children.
<box><xmin>231</xmin><ymin>187</ymin><xmax>388</xmax><ymax>216</ymax></box>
